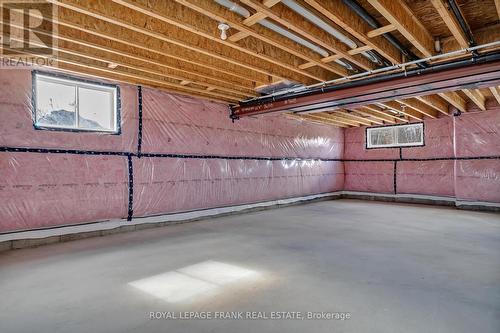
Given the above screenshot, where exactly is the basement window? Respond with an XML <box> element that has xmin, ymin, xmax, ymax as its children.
<box><xmin>366</xmin><ymin>123</ymin><xmax>424</xmax><ymax>149</ymax></box>
<box><xmin>33</xmin><ymin>72</ymin><xmax>119</xmax><ymax>133</ymax></box>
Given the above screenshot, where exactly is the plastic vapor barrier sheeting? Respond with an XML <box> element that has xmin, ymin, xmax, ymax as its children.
<box><xmin>0</xmin><ymin>67</ymin><xmax>499</xmax><ymax>233</ymax></box>
<box><xmin>0</xmin><ymin>68</ymin><xmax>344</xmax><ymax>233</ymax></box>
<box><xmin>133</xmin><ymin>158</ymin><xmax>343</xmax><ymax>218</ymax></box>
<box><xmin>344</xmin><ymin>100</ymin><xmax>500</xmax><ymax>201</ymax></box>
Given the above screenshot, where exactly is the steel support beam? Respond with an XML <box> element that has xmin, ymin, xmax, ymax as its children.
<box><xmin>231</xmin><ymin>54</ymin><xmax>500</xmax><ymax>118</ymax></box>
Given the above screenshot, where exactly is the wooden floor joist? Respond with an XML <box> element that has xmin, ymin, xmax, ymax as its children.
<box><xmin>303</xmin><ymin>0</ymin><xmax>402</xmax><ymax>64</ymax></box>
<box><xmin>462</xmin><ymin>89</ymin><xmax>486</xmax><ymax>111</ymax></box>
<box><xmin>335</xmin><ymin>110</ymin><xmax>381</xmax><ymax>125</ymax></box>
<box><xmin>415</xmin><ymin>95</ymin><xmax>450</xmax><ymax>115</ymax></box>
<box><xmin>238</xmin><ymin>0</ymin><xmax>376</xmax><ymax>71</ymax></box>
<box><xmin>1</xmin><ymin>0</ymin><xmax>495</xmax><ymax>122</ymax></box>
<box><xmin>354</xmin><ymin>107</ymin><xmax>396</xmax><ymax>124</ymax></box>
<box><xmin>51</xmin><ymin>0</ymin><xmax>326</xmax><ymax>85</ymax></box>
<box><xmin>51</xmin><ymin>7</ymin><xmax>270</xmax><ymax>87</ymax></box>
<box><xmin>430</xmin><ymin>0</ymin><xmax>469</xmax><ymax>48</ymax></box>
<box><xmin>174</xmin><ymin>0</ymin><xmax>350</xmax><ymax>77</ymax></box>
<box><xmin>438</xmin><ymin>92</ymin><xmax>467</xmax><ymax>112</ymax></box>
<box><xmin>397</xmin><ymin>98</ymin><xmax>439</xmax><ymax>119</ymax></box>
<box><xmin>367</xmin><ymin>0</ymin><xmax>435</xmax><ymax>57</ymax></box>
<box><xmin>3</xmin><ymin>20</ymin><xmax>257</xmax><ymax>99</ymax></box>
<box><xmin>308</xmin><ymin>113</ymin><xmax>362</xmax><ymax>127</ymax></box>
<box><xmin>4</xmin><ymin>53</ymin><xmax>238</xmax><ymax>103</ymax></box>
<box><xmin>380</xmin><ymin>101</ymin><xmax>424</xmax><ymax>121</ymax></box>
<box><xmin>287</xmin><ymin>114</ymin><xmax>350</xmax><ymax>128</ymax></box>
<box><xmin>489</xmin><ymin>86</ymin><xmax>500</xmax><ymax>105</ymax></box>
<box><xmin>361</xmin><ymin>105</ymin><xmax>408</xmax><ymax>123</ymax></box>
<box><xmin>106</xmin><ymin>0</ymin><xmax>336</xmax><ymax>83</ymax></box>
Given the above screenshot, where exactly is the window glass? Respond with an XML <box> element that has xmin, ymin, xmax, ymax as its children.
<box><xmin>34</xmin><ymin>73</ymin><xmax>118</xmax><ymax>133</ymax></box>
<box><xmin>36</xmin><ymin>78</ymin><xmax>76</xmax><ymax>128</ymax></box>
<box><xmin>78</xmin><ymin>87</ymin><xmax>115</xmax><ymax>130</ymax></box>
<box><xmin>397</xmin><ymin>125</ymin><xmax>422</xmax><ymax>144</ymax></box>
<box><xmin>370</xmin><ymin>127</ymin><xmax>394</xmax><ymax>146</ymax></box>
<box><xmin>367</xmin><ymin>123</ymin><xmax>423</xmax><ymax>148</ymax></box>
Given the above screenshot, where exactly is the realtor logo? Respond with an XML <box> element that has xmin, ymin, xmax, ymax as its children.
<box><xmin>1</xmin><ymin>0</ymin><xmax>56</xmax><ymax>55</ymax></box>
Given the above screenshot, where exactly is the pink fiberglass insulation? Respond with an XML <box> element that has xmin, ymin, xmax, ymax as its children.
<box><xmin>343</xmin><ymin>126</ymin><xmax>396</xmax><ymax>194</ymax></box>
<box><xmin>344</xmin><ymin>126</ymin><xmax>399</xmax><ymax>160</ymax></box>
<box><xmin>133</xmin><ymin>158</ymin><xmax>344</xmax><ymax>217</ymax></box>
<box><xmin>343</xmin><ymin>161</ymin><xmax>395</xmax><ymax>193</ymax></box>
<box><xmin>343</xmin><ymin>106</ymin><xmax>500</xmax><ymax>201</ymax></box>
<box><xmin>0</xmin><ymin>68</ymin><xmax>344</xmax><ymax>232</ymax></box>
<box><xmin>401</xmin><ymin>117</ymin><xmax>454</xmax><ymax>159</ymax></box>
<box><xmin>396</xmin><ymin>160</ymin><xmax>455</xmax><ymax>197</ymax></box>
<box><xmin>455</xmin><ymin>160</ymin><xmax>500</xmax><ymax>203</ymax></box>
<box><xmin>0</xmin><ymin>153</ymin><xmax>128</xmax><ymax>232</ymax></box>
<box><xmin>1</xmin><ymin>67</ymin><xmax>499</xmax><ymax>233</ymax></box>
<box><xmin>141</xmin><ymin>88</ymin><xmax>344</xmax><ymax>158</ymax></box>
<box><xmin>0</xmin><ymin>68</ymin><xmax>138</xmax><ymax>152</ymax></box>
<box><xmin>454</xmin><ymin>101</ymin><xmax>500</xmax><ymax>158</ymax></box>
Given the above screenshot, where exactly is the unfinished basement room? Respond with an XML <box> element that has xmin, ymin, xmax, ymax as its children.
<box><xmin>0</xmin><ymin>0</ymin><xmax>499</xmax><ymax>332</ymax></box>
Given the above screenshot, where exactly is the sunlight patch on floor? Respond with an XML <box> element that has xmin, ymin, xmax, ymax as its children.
<box><xmin>128</xmin><ymin>260</ymin><xmax>262</xmax><ymax>303</ymax></box>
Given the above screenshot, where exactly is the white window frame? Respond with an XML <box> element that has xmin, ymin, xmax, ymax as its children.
<box><xmin>33</xmin><ymin>72</ymin><xmax>119</xmax><ymax>133</ymax></box>
<box><xmin>366</xmin><ymin>123</ymin><xmax>424</xmax><ymax>149</ymax></box>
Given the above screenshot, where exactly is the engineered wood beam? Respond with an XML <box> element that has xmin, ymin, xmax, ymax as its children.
<box><xmin>367</xmin><ymin>0</ymin><xmax>435</xmax><ymax>57</ymax></box>
<box><xmin>239</xmin><ymin>0</ymin><xmax>376</xmax><ymax>71</ymax></box>
<box><xmin>462</xmin><ymin>89</ymin><xmax>486</xmax><ymax>111</ymax></box>
<box><xmin>438</xmin><ymin>91</ymin><xmax>467</xmax><ymax>112</ymax></box>
<box><xmin>430</xmin><ymin>0</ymin><xmax>469</xmax><ymax>48</ymax></box>
<box><xmin>303</xmin><ymin>0</ymin><xmax>402</xmax><ymax>64</ymax></box>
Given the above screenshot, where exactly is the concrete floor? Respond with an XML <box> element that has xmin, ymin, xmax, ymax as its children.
<box><xmin>0</xmin><ymin>199</ymin><xmax>499</xmax><ymax>333</ymax></box>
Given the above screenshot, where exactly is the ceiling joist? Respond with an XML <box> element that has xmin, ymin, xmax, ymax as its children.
<box><xmin>52</xmin><ymin>0</ymin><xmax>326</xmax><ymax>85</ymax></box>
<box><xmin>173</xmin><ymin>0</ymin><xmax>349</xmax><ymax>76</ymax></box>
<box><xmin>430</xmin><ymin>0</ymin><xmax>469</xmax><ymax>48</ymax></box>
<box><xmin>462</xmin><ymin>89</ymin><xmax>486</xmax><ymax>111</ymax></box>
<box><xmin>238</xmin><ymin>0</ymin><xmax>376</xmax><ymax>71</ymax></box>
<box><xmin>367</xmin><ymin>0</ymin><xmax>435</xmax><ymax>57</ymax></box>
<box><xmin>303</xmin><ymin>0</ymin><xmax>402</xmax><ymax>64</ymax></box>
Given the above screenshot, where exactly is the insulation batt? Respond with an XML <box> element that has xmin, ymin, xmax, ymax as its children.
<box><xmin>0</xmin><ymin>68</ymin><xmax>499</xmax><ymax>233</ymax></box>
<box><xmin>0</xmin><ymin>68</ymin><xmax>344</xmax><ymax>232</ymax></box>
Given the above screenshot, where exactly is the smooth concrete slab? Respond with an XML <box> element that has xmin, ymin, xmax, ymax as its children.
<box><xmin>0</xmin><ymin>199</ymin><xmax>499</xmax><ymax>333</ymax></box>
